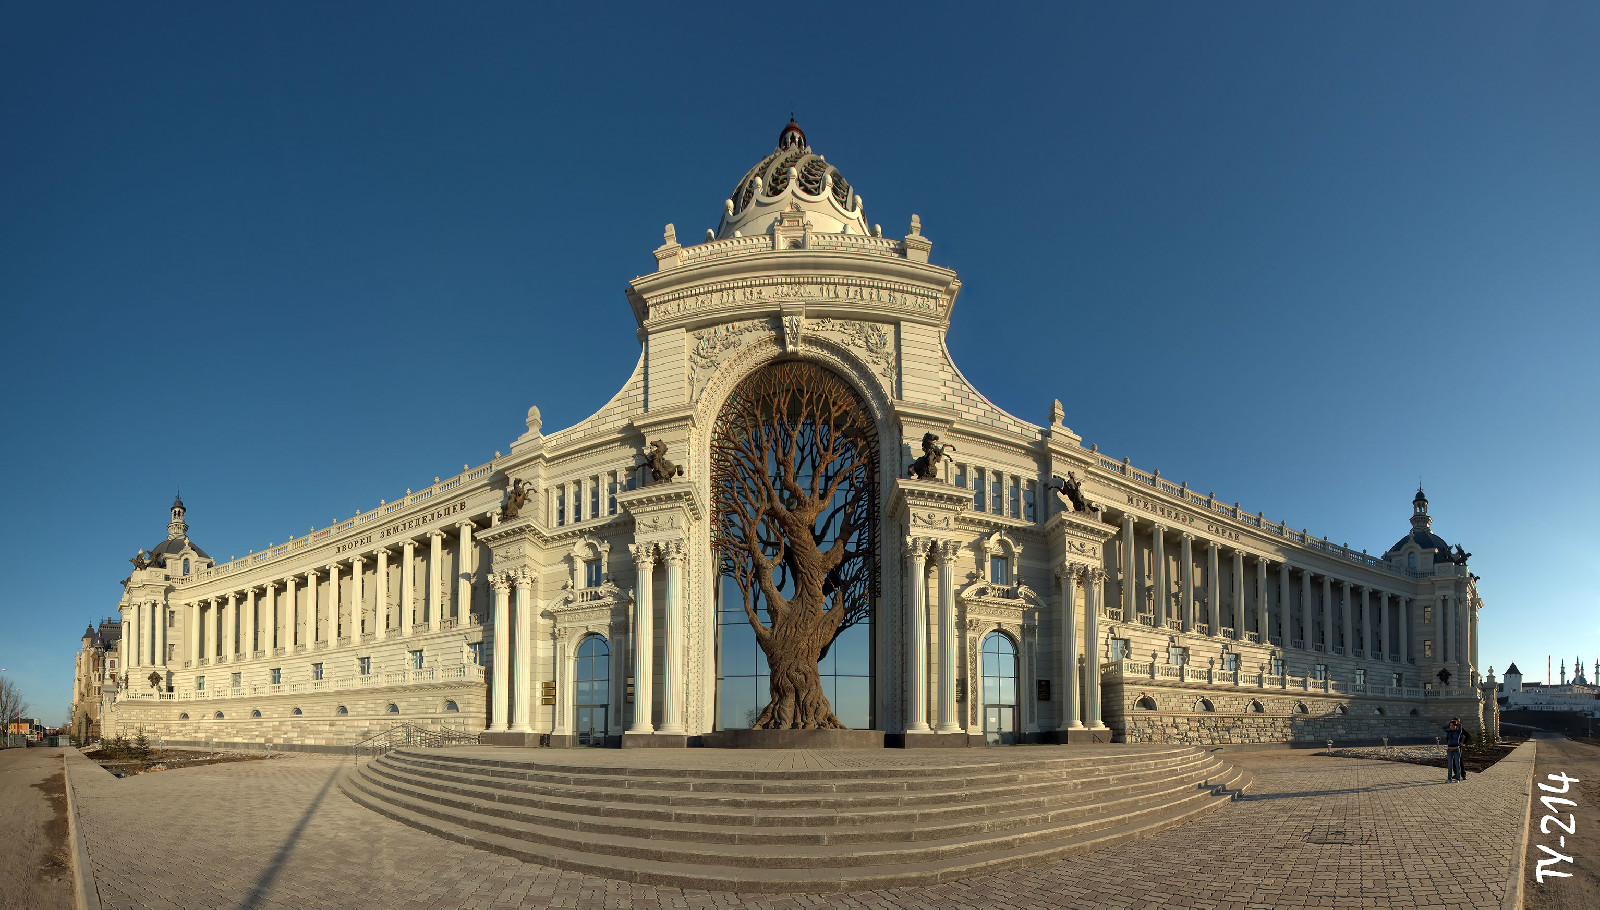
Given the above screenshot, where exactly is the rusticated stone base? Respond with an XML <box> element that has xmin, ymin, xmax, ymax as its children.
<box><xmin>620</xmin><ymin>732</ymin><xmax>691</xmax><ymax>748</ymax></box>
<box><xmin>700</xmin><ymin>729</ymin><xmax>885</xmax><ymax>749</ymax></box>
<box><xmin>1050</xmin><ymin>728</ymin><xmax>1115</xmax><ymax>745</ymax></box>
<box><xmin>479</xmin><ymin>731</ymin><xmax>541</xmax><ymax>747</ymax></box>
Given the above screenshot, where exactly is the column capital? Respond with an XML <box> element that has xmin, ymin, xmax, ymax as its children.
<box><xmin>428</xmin><ymin>528</ymin><xmax>446</xmax><ymax>541</ymax></box>
<box><xmin>457</xmin><ymin>518</ymin><xmax>476</xmax><ymax>531</ymax></box>
<box><xmin>934</xmin><ymin>539</ymin><xmax>962</xmax><ymax>565</ymax></box>
<box><xmin>262</xmin><ymin>581</ymin><xmax>277</xmax><ymax>592</ymax></box>
<box><xmin>1053</xmin><ymin>561</ymin><xmax>1082</xmax><ymax>584</ymax></box>
<box><xmin>1207</xmin><ymin>540</ymin><xmax>1219</xmax><ymax>552</ymax></box>
<box><xmin>401</xmin><ymin>538</ymin><xmax>417</xmax><ymax>551</ymax></box>
<box><xmin>903</xmin><ymin>536</ymin><xmax>931</xmax><ymax>561</ymax></box>
<box><xmin>1152</xmin><ymin>523</ymin><xmax>1167</xmax><ymax>533</ymax></box>
<box><xmin>351</xmin><ymin>553</ymin><xmax>365</xmax><ymax>566</ymax></box>
<box><xmin>490</xmin><ymin>571</ymin><xmax>515</xmax><ymax>595</ymax></box>
<box><xmin>1180</xmin><ymin>531</ymin><xmax>1193</xmax><ymax>541</ymax></box>
<box><xmin>628</xmin><ymin>541</ymin><xmax>656</xmax><ymax>566</ymax></box>
<box><xmin>305</xmin><ymin>567</ymin><xmax>319</xmax><ymax>580</ymax></box>
<box><xmin>660</xmin><ymin>539</ymin><xmax>688</xmax><ymax>565</ymax></box>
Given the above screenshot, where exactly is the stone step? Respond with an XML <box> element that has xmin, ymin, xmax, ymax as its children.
<box><xmin>340</xmin><ymin>761</ymin><xmax>1249</xmax><ymax>892</ymax></box>
<box><xmin>364</xmin><ymin>750</ymin><xmax>1226</xmax><ymax>834</ymax></box>
<box><xmin>392</xmin><ymin>745</ymin><xmax>1196</xmax><ymax>790</ymax></box>
<box><xmin>356</xmin><ymin>753</ymin><xmax>1232</xmax><ymax>848</ymax></box>
<box><xmin>376</xmin><ymin>748</ymin><xmax>1213</xmax><ymax>810</ymax></box>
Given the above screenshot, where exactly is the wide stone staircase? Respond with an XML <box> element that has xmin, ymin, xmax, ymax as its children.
<box><xmin>341</xmin><ymin>744</ymin><xmax>1250</xmax><ymax>892</ymax></box>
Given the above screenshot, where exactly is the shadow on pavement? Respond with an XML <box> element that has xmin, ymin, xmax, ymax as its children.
<box><xmin>239</xmin><ymin>760</ymin><xmax>345</xmax><ymax>910</ymax></box>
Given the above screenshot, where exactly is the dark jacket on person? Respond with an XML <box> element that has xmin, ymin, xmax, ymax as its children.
<box><xmin>1445</xmin><ymin>726</ymin><xmax>1464</xmax><ymax>748</ymax></box>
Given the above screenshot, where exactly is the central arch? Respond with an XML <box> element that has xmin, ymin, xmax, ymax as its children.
<box><xmin>710</xmin><ymin>359</ymin><xmax>879</xmax><ymax>730</ymax></box>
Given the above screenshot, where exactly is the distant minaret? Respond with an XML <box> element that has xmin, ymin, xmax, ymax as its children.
<box><xmin>1560</xmin><ymin>659</ymin><xmax>1566</xmax><ymax>685</ymax></box>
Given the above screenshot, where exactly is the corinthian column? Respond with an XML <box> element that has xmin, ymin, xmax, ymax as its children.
<box><xmin>428</xmin><ymin>531</ymin><xmax>444</xmax><ymax>632</ymax></box>
<box><xmin>400</xmin><ymin>540</ymin><xmax>415</xmax><ymax>637</ymax></box>
<box><xmin>1055</xmin><ymin>564</ymin><xmax>1082</xmax><ymax>731</ymax></box>
<box><xmin>374</xmin><ymin>548</ymin><xmax>390</xmax><ymax>640</ymax></box>
<box><xmin>659</xmin><ymin>540</ymin><xmax>686</xmax><ymax>735</ymax></box>
<box><xmin>489</xmin><ymin>572</ymin><xmax>511</xmax><ymax>731</ymax></box>
<box><xmin>511</xmin><ymin>568</ymin><xmax>533</xmax><ymax>733</ymax></box>
<box><xmin>1179</xmin><ymin>533</ymin><xmax>1193</xmax><ymax>633</ymax></box>
<box><xmin>905</xmin><ymin>538</ymin><xmax>931</xmax><ymax>733</ymax></box>
<box><xmin>627</xmin><ymin>543</ymin><xmax>656</xmax><ymax>734</ymax></box>
<box><xmin>1085</xmin><ymin>569</ymin><xmax>1107</xmax><ymax>731</ymax></box>
<box><xmin>934</xmin><ymin>540</ymin><xmax>961</xmax><ymax>734</ymax></box>
<box><xmin>457</xmin><ymin>521</ymin><xmax>475</xmax><ymax>626</ymax></box>
<box><xmin>1151</xmin><ymin>526</ymin><xmax>1167</xmax><ymax>627</ymax></box>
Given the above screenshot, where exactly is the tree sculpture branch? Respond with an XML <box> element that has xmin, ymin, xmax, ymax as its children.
<box><xmin>711</xmin><ymin>362</ymin><xmax>877</xmax><ymax>730</ymax></box>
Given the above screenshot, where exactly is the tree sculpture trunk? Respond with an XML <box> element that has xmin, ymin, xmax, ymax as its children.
<box><xmin>711</xmin><ymin>361</ymin><xmax>877</xmax><ymax>730</ymax></box>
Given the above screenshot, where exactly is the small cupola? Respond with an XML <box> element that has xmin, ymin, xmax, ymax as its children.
<box><xmin>168</xmin><ymin>493</ymin><xmax>188</xmax><ymax>540</ymax></box>
<box><xmin>1410</xmin><ymin>486</ymin><xmax>1430</xmax><ymax>531</ymax></box>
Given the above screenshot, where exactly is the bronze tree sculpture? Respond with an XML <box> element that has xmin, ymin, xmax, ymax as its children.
<box><xmin>710</xmin><ymin>362</ymin><xmax>877</xmax><ymax>729</ymax></box>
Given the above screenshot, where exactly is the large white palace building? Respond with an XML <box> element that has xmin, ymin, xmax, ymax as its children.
<box><xmin>102</xmin><ymin>121</ymin><xmax>1492</xmax><ymax>748</ymax></box>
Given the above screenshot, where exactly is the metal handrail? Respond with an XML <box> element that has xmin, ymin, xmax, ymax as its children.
<box><xmin>353</xmin><ymin>722</ymin><xmax>480</xmax><ymax>760</ymax></box>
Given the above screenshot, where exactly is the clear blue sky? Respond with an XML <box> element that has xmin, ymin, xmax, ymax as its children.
<box><xmin>3</xmin><ymin>4</ymin><xmax>1596</xmax><ymax>724</ymax></box>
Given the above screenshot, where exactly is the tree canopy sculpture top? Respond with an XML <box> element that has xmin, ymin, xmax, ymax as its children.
<box><xmin>711</xmin><ymin>362</ymin><xmax>877</xmax><ymax>730</ymax></box>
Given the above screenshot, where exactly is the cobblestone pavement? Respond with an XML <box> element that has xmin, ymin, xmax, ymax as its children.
<box><xmin>66</xmin><ymin>741</ymin><xmax>1536</xmax><ymax>910</ymax></box>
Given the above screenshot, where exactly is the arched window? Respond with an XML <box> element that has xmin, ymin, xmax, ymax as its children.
<box><xmin>1408</xmin><ymin>708</ymin><xmax>1418</xmax><ymax>716</ymax></box>
<box><xmin>251</xmin><ymin>709</ymin><xmax>262</xmax><ymax>718</ymax></box>
<box><xmin>1247</xmin><ymin>700</ymin><xmax>1264</xmax><ymax>713</ymax></box>
<box><xmin>386</xmin><ymin>703</ymin><xmax>399</xmax><ymax>714</ymax></box>
<box><xmin>291</xmin><ymin>707</ymin><xmax>303</xmax><ymax>716</ymax></box>
<box><xmin>1136</xmin><ymin>696</ymin><xmax>1158</xmax><ymax>711</ymax></box>
<box><xmin>214</xmin><ymin>711</ymin><xmax>224</xmax><ymax>719</ymax></box>
<box><xmin>178</xmin><ymin>712</ymin><xmax>189</xmax><ymax>720</ymax></box>
<box><xmin>980</xmin><ymin>631</ymin><xmax>1019</xmax><ymax>744</ymax></box>
<box><xmin>443</xmin><ymin>700</ymin><xmax>459</xmax><ymax>713</ymax></box>
<box><xmin>336</xmin><ymin>705</ymin><xmax>348</xmax><ymax>715</ymax></box>
<box><xmin>1407</xmin><ymin>553</ymin><xmax>1416</xmax><ymax>570</ymax></box>
<box><xmin>1337</xmin><ymin>704</ymin><xmax>1348</xmax><ymax>715</ymax></box>
<box><xmin>1196</xmin><ymin>698</ymin><xmax>1215</xmax><ymax>713</ymax></box>
<box><xmin>182</xmin><ymin>558</ymin><xmax>190</xmax><ymax>575</ymax></box>
<box><xmin>1374</xmin><ymin>706</ymin><xmax>1385</xmax><ymax>715</ymax></box>
<box><xmin>574</xmin><ymin>635</ymin><xmax>610</xmax><ymax>746</ymax></box>
<box><xmin>1294</xmin><ymin>702</ymin><xmax>1309</xmax><ymax>714</ymax></box>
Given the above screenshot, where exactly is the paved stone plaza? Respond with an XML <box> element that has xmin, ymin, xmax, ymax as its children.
<box><xmin>64</xmin><ymin>742</ymin><xmax>1536</xmax><ymax>909</ymax></box>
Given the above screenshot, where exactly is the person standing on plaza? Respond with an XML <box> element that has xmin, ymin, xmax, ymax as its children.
<box><xmin>1444</xmin><ymin>717</ymin><xmax>1465</xmax><ymax>782</ymax></box>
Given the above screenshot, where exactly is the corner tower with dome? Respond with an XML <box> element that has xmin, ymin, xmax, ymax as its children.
<box><xmin>99</xmin><ymin>122</ymin><xmax>1492</xmax><ymax>748</ymax></box>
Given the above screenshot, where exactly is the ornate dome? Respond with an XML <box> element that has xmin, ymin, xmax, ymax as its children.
<box><xmin>715</xmin><ymin>119</ymin><xmax>871</xmax><ymax>240</ymax></box>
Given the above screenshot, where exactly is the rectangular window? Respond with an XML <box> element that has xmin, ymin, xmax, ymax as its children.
<box><xmin>270</xmin><ymin>668</ymin><xmax>281</xmax><ymax>684</ymax></box>
<box><xmin>590</xmin><ymin>477</ymin><xmax>599</xmax><ymax>518</ymax></box>
<box><xmin>167</xmin><ymin>610</ymin><xmax>175</xmax><ymax>627</ymax></box>
<box><xmin>584</xmin><ymin>559</ymin><xmax>603</xmax><ymax>588</ymax></box>
<box><xmin>195</xmin><ymin>676</ymin><xmax>205</xmax><ymax>691</ymax></box>
<box><xmin>1423</xmin><ymin>605</ymin><xmax>1432</xmax><ymax>624</ymax></box>
<box><xmin>954</xmin><ymin>464</ymin><xmax>967</xmax><ymax>488</ymax></box>
<box><xmin>1313</xmin><ymin>664</ymin><xmax>1328</xmax><ymax>681</ymax></box>
<box><xmin>1393</xmin><ymin>673</ymin><xmax>1403</xmax><ymax>687</ymax></box>
<box><xmin>608</xmin><ymin>475</ymin><xmax>619</xmax><ymax>515</ymax></box>
<box><xmin>573</xmin><ymin>481</ymin><xmax>583</xmax><ymax>522</ymax></box>
<box><xmin>469</xmin><ymin>642</ymin><xmax>485</xmax><ymax>666</ymax></box>
<box><xmin>1354</xmin><ymin>668</ymin><xmax>1366</xmax><ymax>686</ymax></box>
<box><xmin>973</xmin><ymin>468</ymin><xmax>986</xmax><ymax>511</ymax></box>
<box><xmin>1167</xmin><ymin>646</ymin><xmax>1187</xmax><ymax>666</ymax></box>
<box><xmin>1008</xmin><ymin>478</ymin><xmax>1020</xmax><ymax>518</ymax></box>
<box><xmin>1269</xmin><ymin>658</ymin><xmax>1284</xmax><ymax>676</ymax></box>
<box><xmin>989</xmin><ymin>555</ymin><xmax>1007</xmax><ymax>585</ymax></box>
<box><xmin>990</xmin><ymin>474</ymin><xmax>1002</xmax><ymax>515</ymax></box>
<box><xmin>1223</xmin><ymin>652</ymin><xmax>1240</xmax><ymax>672</ymax></box>
<box><xmin>1110</xmin><ymin>638</ymin><xmax>1131</xmax><ymax>661</ymax></box>
<box><xmin>231</xmin><ymin>672</ymin><xmax>241</xmax><ymax>687</ymax></box>
<box><xmin>312</xmin><ymin>662</ymin><xmax>323</xmax><ymax>681</ymax></box>
<box><xmin>1424</xmin><ymin>640</ymin><xmax>1434</xmax><ymax>658</ymax></box>
<box><xmin>1023</xmin><ymin>482</ymin><xmax>1036</xmax><ymax>522</ymax></box>
<box><xmin>359</xmin><ymin>657</ymin><xmax>371</xmax><ymax>676</ymax></box>
<box><xmin>167</xmin><ymin>644</ymin><xmax>176</xmax><ymax>662</ymax></box>
<box><xmin>556</xmin><ymin>489</ymin><xmax>566</xmax><ymax>526</ymax></box>
<box><xmin>410</xmin><ymin>649</ymin><xmax>424</xmax><ymax>670</ymax></box>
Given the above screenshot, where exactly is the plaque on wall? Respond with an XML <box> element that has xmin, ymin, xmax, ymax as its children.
<box><xmin>955</xmin><ymin>678</ymin><xmax>966</xmax><ymax>701</ymax></box>
<box><xmin>1037</xmin><ymin>679</ymin><xmax>1051</xmax><ymax>702</ymax></box>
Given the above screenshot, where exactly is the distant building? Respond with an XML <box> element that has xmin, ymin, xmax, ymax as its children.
<box><xmin>70</xmin><ymin>618</ymin><xmax>122</xmax><ymax>742</ymax></box>
<box><xmin>1498</xmin><ymin>658</ymin><xmax>1599</xmax><ymax>715</ymax></box>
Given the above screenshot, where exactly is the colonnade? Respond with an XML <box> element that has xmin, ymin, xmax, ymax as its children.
<box><xmin>1114</xmin><ymin>514</ymin><xmax>1417</xmax><ymax>666</ymax></box>
<box><xmin>127</xmin><ymin>522</ymin><xmax>478</xmax><ymax>675</ymax></box>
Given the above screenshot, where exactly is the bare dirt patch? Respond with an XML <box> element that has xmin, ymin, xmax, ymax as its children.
<box><xmin>85</xmin><ymin>747</ymin><xmax>275</xmax><ymax>777</ymax></box>
<box><xmin>0</xmin><ymin>748</ymin><xmax>74</xmax><ymax>910</ymax></box>
<box><xmin>1323</xmin><ymin>733</ymin><xmax>1528</xmax><ymax>774</ymax></box>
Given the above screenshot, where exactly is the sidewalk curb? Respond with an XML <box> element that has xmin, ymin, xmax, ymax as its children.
<box><xmin>1501</xmin><ymin>738</ymin><xmax>1539</xmax><ymax>910</ymax></box>
<box><xmin>62</xmin><ymin>752</ymin><xmax>101</xmax><ymax>910</ymax></box>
